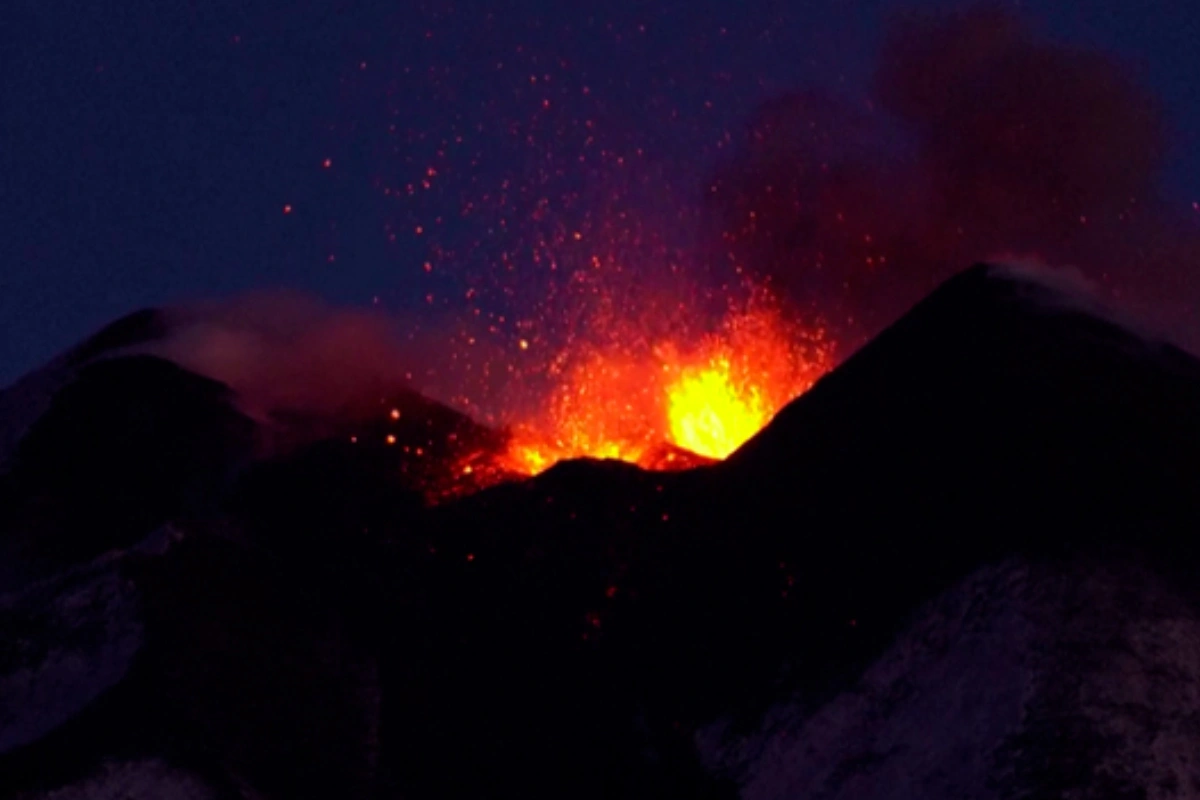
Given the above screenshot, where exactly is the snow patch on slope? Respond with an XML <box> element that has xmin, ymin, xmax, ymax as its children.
<box><xmin>697</xmin><ymin>557</ymin><xmax>1200</xmax><ymax>799</ymax></box>
<box><xmin>14</xmin><ymin>759</ymin><xmax>220</xmax><ymax>800</ymax></box>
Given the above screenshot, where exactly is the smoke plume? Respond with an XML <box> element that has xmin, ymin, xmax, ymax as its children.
<box><xmin>706</xmin><ymin>6</ymin><xmax>1199</xmax><ymax>352</ymax></box>
<box><xmin>144</xmin><ymin>292</ymin><xmax>420</xmax><ymax>422</ymax></box>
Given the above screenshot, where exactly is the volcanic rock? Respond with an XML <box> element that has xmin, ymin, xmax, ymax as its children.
<box><xmin>0</xmin><ymin>354</ymin><xmax>256</xmax><ymax>574</ymax></box>
<box><xmin>0</xmin><ymin>547</ymin><xmax>144</xmax><ymax>756</ymax></box>
<box><xmin>697</xmin><ymin>553</ymin><xmax>1200</xmax><ymax>799</ymax></box>
<box><xmin>385</xmin><ymin>263</ymin><xmax>1200</xmax><ymax>798</ymax></box>
<box><xmin>0</xmin><ymin>309</ymin><xmax>173</xmax><ymax>476</ymax></box>
<box><xmin>0</xmin><ymin>309</ymin><xmax>509</xmax><ymax>581</ymax></box>
<box><xmin>0</xmin><ymin>524</ymin><xmax>383</xmax><ymax>800</ymax></box>
<box><xmin>2</xmin><ymin>263</ymin><xmax>1200</xmax><ymax>799</ymax></box>
<box><xmin>10</xmin><ymin>759</ymin><xmax>225</xmax><ymax>800</ymax></box>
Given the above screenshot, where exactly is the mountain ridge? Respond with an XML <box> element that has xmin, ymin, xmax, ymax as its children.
<box><xmin>2</xmin><ymin>262</ymin><xmax>1199</xmax><ymax>798</ymax></box>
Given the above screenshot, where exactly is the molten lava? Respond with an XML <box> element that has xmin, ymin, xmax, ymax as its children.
<box><xmin>667</xmin><ymin>357</ymin><xmax>768</xmax><ymax>459</ymax></box>
<box><xmin>504</xmin><ymin>300</ymin><xmax>832</xmax><ymax>474</ymax></box>
<box><xmin>351</xmin><ymin>288</ymin><xmax>833</xmax><ymax>503</ymax></box>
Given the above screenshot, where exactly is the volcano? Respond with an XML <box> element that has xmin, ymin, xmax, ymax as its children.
<box><xmin>2</xmin><ymin>263</ymin><xmax>1200</xmax><ymax>799</ymax></box>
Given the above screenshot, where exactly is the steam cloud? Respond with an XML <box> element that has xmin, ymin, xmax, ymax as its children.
<box><xmin>706</xmin><ymin>6</ymin><xmax>1199</xmax><ymax>352</ymax></box>
<box><xmin>145</xmin><ymin>292</ymin><xmax>419</xmax><ymax>422</ymax></box>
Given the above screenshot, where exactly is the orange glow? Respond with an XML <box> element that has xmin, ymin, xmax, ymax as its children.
<box><xmin>505</xmin><ymin>350</ymin><xmax>660</xmax><ymax>474</ymax></box>
<box><xmin>502</xmin><ymin>297</ymin><xmax>832</xmax><ymax>474</ymax></box>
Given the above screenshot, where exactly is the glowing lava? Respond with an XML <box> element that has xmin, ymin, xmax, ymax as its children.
<box><xmin>503</xmin><ymin>299</ymin><xmax>833</xmax><ymax>474</ymax></box>
<box><xmin>667</xmin><ymin>357</ymin><xmax>767</xmax><ymax>459</ymax></box>
<box><xmin>505</xmin><ymin>350</ymin><xmax>660</xmax><ymax>474</ymax></box>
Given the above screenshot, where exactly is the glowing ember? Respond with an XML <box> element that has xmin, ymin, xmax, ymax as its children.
<box><xmin>502</xmin><ymin>298</ymin><xmax>832</xmax><ymax>474</ymax></box>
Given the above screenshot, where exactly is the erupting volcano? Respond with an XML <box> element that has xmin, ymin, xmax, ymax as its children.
<box><xmin>361</xmin><ymin>283</ymin><xmax>837</xmax><ymax>499</ymax></box>
<box><xmin>501</xmin><ymin>295</ymin><xmax>834</xmax><ymax>475</ymax></box>
<box><xmin>9</xmin><ymin>0</ymin><xmax>1200</xmax><ymax>796</ymax></box>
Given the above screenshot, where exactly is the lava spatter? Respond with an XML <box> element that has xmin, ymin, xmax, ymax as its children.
<box><xmin>501</xmin><ymin>294</ymin><xmax>833</xmax><ymax>475</ymax></box>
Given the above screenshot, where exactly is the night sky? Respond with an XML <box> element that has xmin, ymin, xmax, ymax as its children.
<box><xmin>3</xmin><ymin>0</ymin><xmax>1199</xmax><ymax>390</ymax></box>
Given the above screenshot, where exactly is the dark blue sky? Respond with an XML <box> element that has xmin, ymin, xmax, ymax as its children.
<box><xmin>3</xmin><ymin>0</ymin><xmax>1198</xmax><ymax>387</ymax></box>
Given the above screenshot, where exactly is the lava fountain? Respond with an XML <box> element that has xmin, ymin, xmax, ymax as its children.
<box><xmin>502</xmin><ymin>294</ymin><xmax>833</xmax><ymax>474</ymax></box>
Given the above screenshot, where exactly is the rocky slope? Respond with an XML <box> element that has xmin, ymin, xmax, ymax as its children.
<box><xmin>1</xmin><ymin>263</ymin><xmax>1199</xmax><ymax>798</ymax></box>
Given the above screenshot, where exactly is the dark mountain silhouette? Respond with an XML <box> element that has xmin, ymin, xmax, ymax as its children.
<box><xmin>0</xmin><ymin>313</ymin><xmax>514</xmax><ymax>580</ymax></box>
<box><xmin>61</xmin><ymin>309</ymin><xmax>175</xmax><ymax>369</ymax></box>
<box><xmin>0</xmin><ymin>309</ymin><xmax>181</xmax><ymax>483</ymax></box>
<box><xmin>2</xmin><ymin>263</ymin><xmax>1200</xmax><ymax>799</ymax></box>
<box><xmin>0</xmin><ymin>355</ymin><xmax>256</xmax><ymax>570</ymax></box>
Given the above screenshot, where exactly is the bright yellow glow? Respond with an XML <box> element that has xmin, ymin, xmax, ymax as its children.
<box><xmin>666</xmin><ymin>357</ymin><xmax>768</xmax><ymax>459</ymax></box>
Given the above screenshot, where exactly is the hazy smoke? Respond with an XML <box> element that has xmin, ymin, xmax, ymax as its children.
<box><xmin>146</xmin><ymin>291</ymin><xmax>418</xmax><ymax>422</ymax></box>
<box><xmin>706</xmin><ymin>5</ymin><xmax>1199</xmax><ymax>352</ymax></box>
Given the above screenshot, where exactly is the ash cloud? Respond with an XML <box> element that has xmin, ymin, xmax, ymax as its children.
<box><xmin>143</xmin><ymin>292</ymin><xmax>421</xmax><ymax>423</ymax></box>
<box><xmin>136</xmin><ymin>290</ymin><xmax>528</xmax><ymax>434</ymax></box>
<box><xmin>706</xmin><ymin>5</ymin><xmax>1200</xmax><ymax>353</ymax></box>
